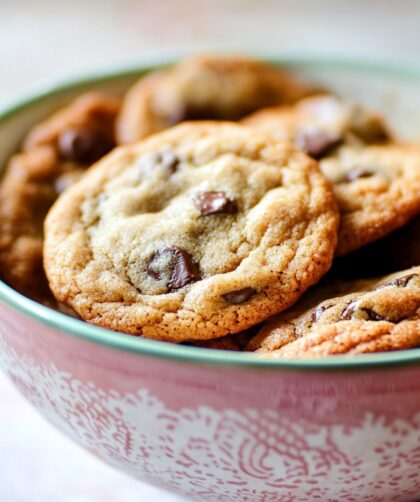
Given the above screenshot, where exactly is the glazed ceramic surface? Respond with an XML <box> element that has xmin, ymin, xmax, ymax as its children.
<box><xmin>1</xmin><ymin>58</ymin><xmax>420</xmax><ymax>502</ymax></box>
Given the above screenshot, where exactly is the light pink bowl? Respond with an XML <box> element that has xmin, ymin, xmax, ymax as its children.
<box><xmin>1</xmin><ymin>58</ymin><xmax>420</xmax><ymax>502</ymax></box>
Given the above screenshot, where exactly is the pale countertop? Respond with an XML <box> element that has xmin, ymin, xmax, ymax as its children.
<box><xmin>1</xmin><ymin>1</ymin><xmax>420</xmax><ymax>501</ymax></box>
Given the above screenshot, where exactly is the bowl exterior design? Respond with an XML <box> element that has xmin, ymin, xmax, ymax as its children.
<box><xmin>1</xmin><ymin>301</ymin><xmax>420</xmax><ymax>502</ymax></box>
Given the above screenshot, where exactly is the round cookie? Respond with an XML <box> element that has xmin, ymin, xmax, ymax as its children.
<box><xmin>0</xmin><ymin>93</ymin><xmax>119</xmax><ymax>304</ymax></box>
<box><xmin>116</xmin><ymin>55</ymin><xmax>315</xmax><ymax>144</ymax></box>
<box><xmin>44</xmin><ymin>122</ymin><xmax>339</xmax><ymax>342</ymax></box>
<box><xmin>250</xmin><ymin>267</ymin><xmax>420</xmax><ymax>355</ymax></box>
<box><xmin>242</xmin><ymin>97</ymin><xmax>420</xmax><ymax>255</ymax></box>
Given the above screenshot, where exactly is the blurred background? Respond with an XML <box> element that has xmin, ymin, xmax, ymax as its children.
<box><xmin>2</xmin><ymin>0</ymin><xmax>420</xmax><ymax>107</ymax></box>
<box><xmin>1</xmin><ymin>1</ymin><xmax>420</xmax><ymax>500</ymax></box>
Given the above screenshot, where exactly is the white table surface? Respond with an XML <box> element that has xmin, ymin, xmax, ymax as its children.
<box><xmin>1</xmin><ymin>1</ymin><xmax>420</xmax><ymax>500</ymax></box>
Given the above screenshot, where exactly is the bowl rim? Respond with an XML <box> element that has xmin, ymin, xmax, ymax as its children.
<box><xmin>1</xmin><ymin>54</ymin><xmax>420</xmax><ymax>370</ymax></box>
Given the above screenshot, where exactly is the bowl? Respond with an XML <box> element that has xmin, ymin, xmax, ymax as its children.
<box><xmin>1</xmin><ymin>56</ymin><xmax>420</xmax><ymax>502</ymax></box>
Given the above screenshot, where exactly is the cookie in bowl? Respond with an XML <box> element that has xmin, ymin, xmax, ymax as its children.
<box><xmin>116</xmin><ymin>55</ymin><xmax>316</xmax><ymax>143</ymax></box>
<box><xmin>0</xmin><ymin>93</ymin><xmax>119</xmax><ymax>305</ymax></box>
<box><xmin>44</xmin><ymin>122</ymin><xmax>339</xmax><ymax>341</ymax></box>
<box><xmin>242</xmin><ymin>96</ymin><xmax>420</xmax><ymax>255</ymax></box>
<box><xmin>249</xmin><ymin>267</ymin><xmax>420</xmax><ymax>357</ymax></box>
<box><xmin>2</xmin><ymin>56</ymin><xmax>420</xmax><ymax>502</ymax></box>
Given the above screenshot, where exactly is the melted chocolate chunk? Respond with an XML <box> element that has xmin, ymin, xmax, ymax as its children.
<box><xmin>58</xmin><ymin>126</ymin><xmax>114</xmax><ymax>164</ymax></box>
<box><xmin>147</xmin><ymin>246</ymin><xmax>200</xmax><ymax>291</ymax></box>
<box><xmin>222</xmin><ymin>287</ymin><xmax>256</xmax><ymax>304</ymax></box>
<box><xmin>342</xmin><ymin>168</ymin><xmax>374</xmax><ymax>182</ymax></box>
<box><xmin>376</xmin><ymin>273</ymin><xmax>418</xmax><ymax>290</ymax></box>
<box><xmin>340</xmin><ymin>300</ymin><xmax>387</xmax><ymax>321</ymax></box>
<box><xmin>361</xmin><ymin>307</ymin><xmax>386</xmax><ymax>321</ymax></box>
<box><xmin>310</xmin><ymin>304</ymin><xmax>332</xmax><ymax>323</ymax></box>
<box><xmin>295</xmin><ymin>129</ymin><xmax>342</xmax><ymax>159</ymax></box>
<box><xmin>340</xmin><ymin>300</ymin><xmax>357</xmax><ymax>320</ymax></box>
<box><xmin>194</xmin><ymin>192</ymin><xmax>238</xmax><ymax>216</ymax></box>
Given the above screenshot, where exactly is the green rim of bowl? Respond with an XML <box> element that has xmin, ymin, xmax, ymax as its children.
<box><xmin>1</xmin><ymin>54</ymin><xmax>420</xmax><ymax>370</ymax></box>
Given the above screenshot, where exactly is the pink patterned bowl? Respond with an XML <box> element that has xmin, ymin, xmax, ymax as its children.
<box><xmin>1</xmin><ymin>57</ymin><xmax>420</xmax><ymax>502</ymax></box>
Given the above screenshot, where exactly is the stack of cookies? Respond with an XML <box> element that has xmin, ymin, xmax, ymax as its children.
<box><xmin>1</xmin><ymin>56</ymin><xmax>419</xmax><ymax>358</ymax></box>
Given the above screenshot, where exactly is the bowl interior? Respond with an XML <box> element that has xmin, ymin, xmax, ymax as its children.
<box><xmin>1</xmin><ymin>56</ymin><xmax>420</xmax><ymax>369</ymax></box>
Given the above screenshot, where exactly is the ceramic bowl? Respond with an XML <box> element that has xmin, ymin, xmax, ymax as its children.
<box><xmin>1</xmin><ymin>57</ymin><xmax>420</xmax><ymax>502</ymax></box>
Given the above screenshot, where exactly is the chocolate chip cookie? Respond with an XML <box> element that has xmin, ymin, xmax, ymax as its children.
<box><xmin>242</xmin><ymin>97</ymin><xmax>420</xmax><ymax>255</ymax></box>
<box><xmin>0</xmin><ymin>93</ymin><xmax>119</xmax><ymax>304</ymax></box>
<box><xmin>116</xmin><ymin>55</ymin><xmax>315</xmax><ymax>144</ymax></box>
<box><xmin>44</xmin><ymin>122</ymin><xmax>339</xmax><ymax>342</ymax></box>
<box><xmin>268</xmin><ymin>320</ymin><xmax>420</xmax><ymax>359</ymax></box>
<box><xmin>250</xmin><ymin>267</ymin><xmax>420</xmax><ymax>356</ymax></box>
<box><xmin>323</xmin><ymin>144</ymin><xmax>420</xmax><ymax>255</ymax></box>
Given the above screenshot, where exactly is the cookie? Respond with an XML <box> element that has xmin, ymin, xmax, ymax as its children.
<box><xmin>0</xmin><ymin>93</ymin><xmax>119</xmax><ymax>303</ymax></box>
<box><xmin>323</xmin><ymin>145</ymin><xmax>420</xmax><ymax>255</ymax></box>
<box><xmin>116</xmin><ymin>55</ymin><xmax>315</xmax><ymax>144</ymax></box>
<box><xmin>242</xmin><ymin>97</ymin><xmax>420</xmax><ymax>255</ymax></box>
<box><xmin>44</xmin><ymin>122</ymin><xmax>339</xmax><ymax>342</ymax></box>
<box><xmin>241</xmin><ymin>95</ymin><xmax>392</xmax><ymax>158</ymax></box>
<box><xmin>250</xmin><ymin>267</ymin><xmax>420</xmax><ymax>355</ymax></box>
<box><xmin>265</xmin><ymin>320</ymin><xmax>420</xmax><ymax>359</ymax></box>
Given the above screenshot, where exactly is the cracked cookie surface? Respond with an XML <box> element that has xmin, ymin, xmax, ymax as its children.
<box><xmin>250</xmin><ymin>267</ymin><xmax>420</xmax><ymax>356</ymax></box>
<box><xmin>243</xmin><ymin>96</ymin><xmax>420</xmax><ymax>255</ymax></box>
<box><xmin>0</xmin><ymin>93</ymin><xmax>119</xmax><ymax>304</ymax></box>
<box><xmin>265</xmin><ymin>320</ymin><xmax>420</xmax><ymax>359</ymax></box>
<box><xmin>44</xmin><ymin>122</ymin><xmax>339</xmax><ymax>341</ymax></box>
<box><xmin>116</xmin><ymin>55</ymin><xmax>314</xmax><ymax>144</ymax></box>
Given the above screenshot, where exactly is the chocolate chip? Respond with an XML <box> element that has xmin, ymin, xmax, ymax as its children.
<box><xmin>295</xmin><ymin>129</ymin><xmax>342</xmax><ymax>159</ymax></box>
<box><xmin>362</xmin><ymin>307</ymin><xmax>386</xmax><ymax>321</ymax></box>
<box><xmin>342</xmin><ymin>168</ymin><xmax>374</xmax><ymax>182</ymax></box>
<box><xmin>58</xmin><ymin>126</ymin><xmax>114</xmax><ymax>164</ymax></box>
<box><xmin>194</xmin><ymin>192</ymin><xmax>238</xmax><ymax>216</ymax></box>
<box><xmin>392</xmin><ymin>273</ymin><xmax>418</xmax><ymax>287</ymax></box>
<box><xmin>340</xmin><ymin>300</ymin><xmax>387</xmax><ymax>321</ymax></box>
<box><xmin>310</xmin><ymin>304</ymin><xmax>331</xmax><ymax>323</ymax></box>
<box><xmin>340</xmin><ymin>300</ymin><xmax>357</xmax><ymax>320</ymax></box>
<box><xmin>376</xmin><ymin>273</ymin><xmax>418</xmax><ymax>290</ymax></box>
<box><xmin>147</xmin><ymin>246</ymin><xmax>200</xmax><ymax>291</ymax></box>
<box><xmin>222</xmin><ymin>287</ymin><xmax>256</xmax><ymax>304</ymax></box>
